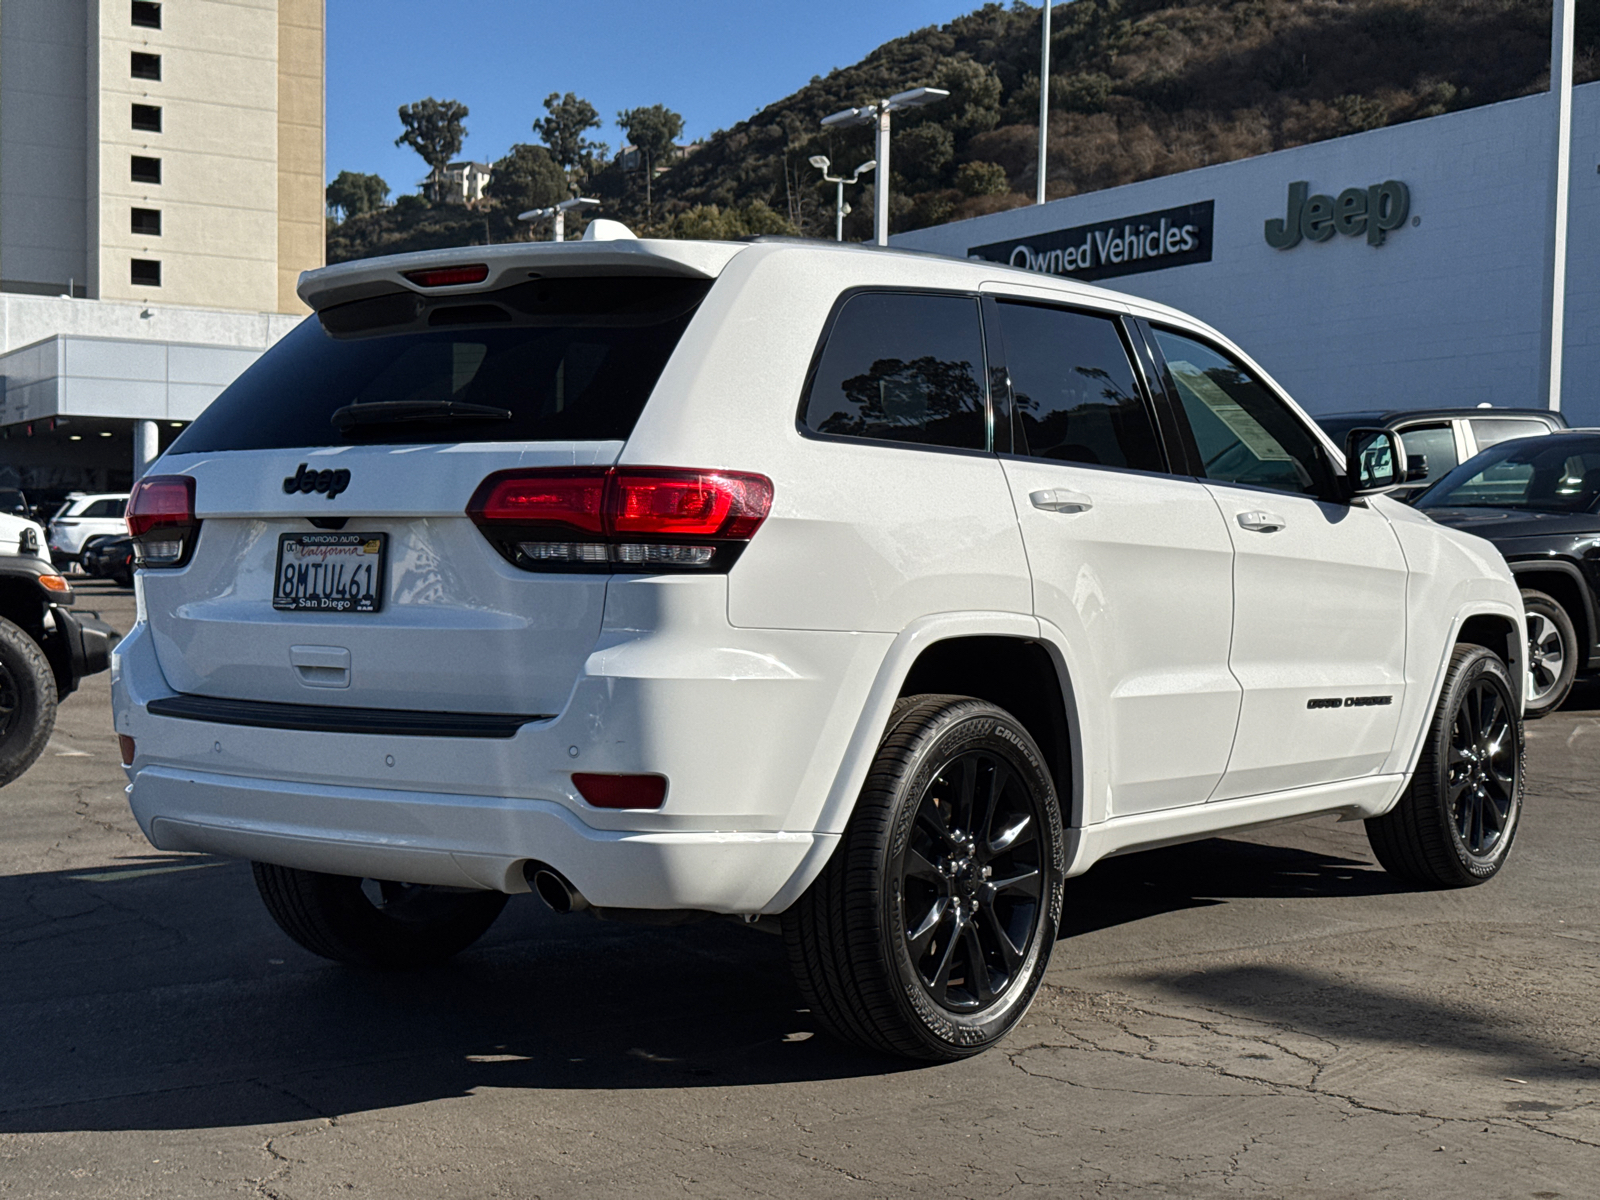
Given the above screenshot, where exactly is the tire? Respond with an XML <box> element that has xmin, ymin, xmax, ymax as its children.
<box><xmin>1520</xmin><ymin>589</ymin><xmax>1577</xmax><ymax>718</ymax></box>
<box><xmin>783</xmin><ymin>695</ymin><xmax>1066</xmax><ymax>1060</ymax></box>
<box><xmin>0</xmin><ymin>616</ymin><xmax>58</xmax><ymax>786</ymax></box>
<box><xmin>1366</xmin><ymin>645</ymin><xmax>1523</xmax><ymax>887</ymax></box>
<box><xmin>251</xmin><ymin>862</ymin><xmax>508</xmax><ymax>969</ymax></box>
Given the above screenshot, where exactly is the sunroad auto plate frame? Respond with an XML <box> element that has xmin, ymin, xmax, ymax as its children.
<box><xmin>273</xmin><ymin>532</ymin><xmax>386</xmax><ymax>613</ymax></box>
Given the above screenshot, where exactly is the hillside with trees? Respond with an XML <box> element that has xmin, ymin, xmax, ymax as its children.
<box><xmin>327</xmin><ymin>0</ymin><xmax>1597</xmax><ymax>260</ymax></box>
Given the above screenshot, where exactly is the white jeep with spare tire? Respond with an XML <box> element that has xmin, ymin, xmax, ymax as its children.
<box><xmin>112</xmin><ymin>234</ymin><xmax>1525</xmax><ymax>1060</ymax></box>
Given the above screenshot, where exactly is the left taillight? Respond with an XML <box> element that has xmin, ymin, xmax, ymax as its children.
<box><xmin>126</xmin><ymin>474</ymin><xmax>197</xmax><ymax>567</ymax></box>
<box><xmin>467</xmin><ymin>467</ymin><xmax>773</xmax><ymax>573</ymax></box>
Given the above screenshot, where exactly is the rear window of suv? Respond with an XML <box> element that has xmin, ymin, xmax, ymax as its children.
<box><xmin>168</xmin><ymin>276</ymin><xmax>711</xmax><ymax>452</ymax></box>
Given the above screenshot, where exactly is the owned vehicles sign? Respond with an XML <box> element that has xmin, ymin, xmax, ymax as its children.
<box><xmin>968</xmin><ymin>200</ymin><xmax>1214</xmax><ymax>282</ymax></box>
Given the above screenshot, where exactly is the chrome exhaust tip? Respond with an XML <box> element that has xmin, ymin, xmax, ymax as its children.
<box><xmin>527</xmin><ymin>865</ymin><xmax>588</xmax><ymax>914</ymax></box>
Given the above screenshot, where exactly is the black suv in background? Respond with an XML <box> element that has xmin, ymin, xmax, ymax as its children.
<box><xmin>1417</xmin><ymin>429</ymin><xmax>1600</xmax><ymax>716</ymax></box>
<box><xmin>1318</xmin><ymin>407</ymin><xmax>1566</xmax><ymax>501</ymax></box>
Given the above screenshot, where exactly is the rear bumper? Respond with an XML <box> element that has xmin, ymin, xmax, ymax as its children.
<box><xmin>132</xmin><ymin>765</ymin><xmax>833</xmax><ymax>913</ymax></box>
<box><xmin>111</xmin><ymin>579</ymin><xmax>891</xmax><ymax>912</ymax></box>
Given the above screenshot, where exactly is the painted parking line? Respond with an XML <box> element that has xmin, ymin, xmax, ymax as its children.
<box><xmin>67</xmin><ymin>861</ymin><xmax>226</xmax><ymax>883</ymax></box>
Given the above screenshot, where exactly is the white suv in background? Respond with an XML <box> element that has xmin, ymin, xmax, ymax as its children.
<box><xmin>48</xmin><ymin>493</ymin><xmax>129</xmax><ymax>565</ymax></box>
<box><xmin>112</xmin><ymin>236</ymin><xmax>1526</xmax><ymax>1061</ymax></box>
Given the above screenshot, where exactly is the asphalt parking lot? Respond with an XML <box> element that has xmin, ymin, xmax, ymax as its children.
<box><xmin>2</xmin><ymin>580</ymin><xmax>1597</xmax><ymax>1198</ymax></box>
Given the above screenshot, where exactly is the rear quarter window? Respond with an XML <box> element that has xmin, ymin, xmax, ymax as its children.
<box><xmin>168</xmin><ymin>276</ymin><xmax>712</xmax><ymax>452</ymax></box>
<box><xmin>801</xmin><ymin>291</ymin><xmax>988</xmax><ymax>451</ymax></box>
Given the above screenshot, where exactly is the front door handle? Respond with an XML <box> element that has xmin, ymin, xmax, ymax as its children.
<box><xmin>1030</xmin><ymin>488</ymin><xmax>1093</xmax><ymax>514</ymax></box>
<box><xmin>1237</xmin><ymin>510</ymin><xmax>1286</xmax><ymax>533</ymax></box>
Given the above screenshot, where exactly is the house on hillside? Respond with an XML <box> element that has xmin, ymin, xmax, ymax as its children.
<box><xmin>615</xmin><ymin>142</ymin><xmax>705</xmax><ymax>173</ymax></box>
<box><xmin>420</xmin><ymin>161</ymin><xmax>493</xmax><ymax>204</ymax></box>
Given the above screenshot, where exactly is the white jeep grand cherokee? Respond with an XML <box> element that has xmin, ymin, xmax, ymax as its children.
<box><xmin>112</xmin><ymin>235</ymin><xmax>1526</xmax><ymax>1060</ymax></box>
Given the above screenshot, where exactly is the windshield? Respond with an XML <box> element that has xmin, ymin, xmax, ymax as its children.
<box><xmin>1417</xmin><ymin>436</ymin><xmax>1600</xmax><ymax>513</ymax></box>
<box><xmin>169</xmin><ymin>275</ymin><xmax>712</xmax><ymax>452</ymax></box>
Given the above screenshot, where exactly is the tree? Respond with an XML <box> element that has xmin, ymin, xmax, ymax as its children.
<box><xmin>395</xmin><ymin>97</ymin><xmax>469</xmax><ymax>201</ymax></box>
<box><xmin>618</xmin><ymin>104</ymin><xmax>685</xmax><ymax>174</ymax></box>
<box><xmin>618</xmin><ymin>103</ymin><xmax>686</xmax><ymax>218</ymax></box>
<box><xmin>537</xmin><ymin>92</ymin><xmax>603</xmax><ymax>172</ymax></box>
<box><xmin>486</xmin><ymin>144</ymin><xmax>568</xmax><ymax>214</ymax></box>
<box><xmin>655</xmin><ymin>200</ymin><xmax>795</xmax><ymax>240</ymax></box>
<box><xmin>326</xmin><ymin>170</ymin><xmax>389</xmax><ymax>221</ymax></box>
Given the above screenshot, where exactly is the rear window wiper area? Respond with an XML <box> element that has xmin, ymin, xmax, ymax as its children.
<box><xmin>331</xmin><ymin>400</ymin><xmax>513</xmax><ymax>432</ymax></box>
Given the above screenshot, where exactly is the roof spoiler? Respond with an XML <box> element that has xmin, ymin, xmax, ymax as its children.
<box><xmin>297</xmin><ymin>238</ymin><xmax>745</xmax><ymax>312</ymax></box>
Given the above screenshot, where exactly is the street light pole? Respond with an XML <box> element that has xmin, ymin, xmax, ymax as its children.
<box><xmin>807</xmin><ymin>156</ymin><xmax>877</xmax><ymax>242</ymax></box>
<box><xmin>1037</xmin><ymin>0</ymin><xmax>1051</xmax><ymax>205</ymax></box>
<box><xmin>1544</xmin><ymin>0</ymin><xmax>1575</xmax><ymax>412</ymax></box>
<box><xmin>517</xmin><ymin>196</ymin><xmax>601</xmax><ymax>242</ymax></box>
<box><xmin>821</xmin><ymin>87</ymin><xmax>948</xmax><ymax>247</ymax></box>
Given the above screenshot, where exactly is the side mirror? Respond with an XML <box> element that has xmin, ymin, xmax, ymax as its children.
<box><xmin>1406</xmin><ymin>453</ymin><xmax>1429</xmax><ymax>483</ymax></box>
<box><xmin>1344</xmin><ymin>427</ymin><xmax>1405</xmax><ymax>495</ymax></box>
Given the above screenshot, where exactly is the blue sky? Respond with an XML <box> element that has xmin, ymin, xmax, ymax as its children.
<box><xmin>327</xmin><ymin>0</ymin><xmax>995</xmax><ymax>192</ymax></box>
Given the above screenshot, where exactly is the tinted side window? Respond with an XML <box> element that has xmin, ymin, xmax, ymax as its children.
<box><xmin>84</xmin><ymin>499</ymin><xmax>125</xmax><ymax>518</ymax></box>
<box><xmin>1472</xmin><ymin>417</ymin><xmax>1549</xmax><ymax>453</ymax></box>
<box><xmin>1153</xmin><ymin>328</ymin><xmax>1334</xmax><ymax>497</ymax></box>
<box><xmin>1394</xmin><ymin>422</ymin><xmax>1457</xmax><ymax>486</ymax></box>
<box><xmin>997</xmin><ymin>302</ymin><xmax>1162</xmax><ymax>472</ymax></box>
<box><xmin>802</xmin><ymin>292</ymin><xmax>987</xmax><ymax>451</ymax></box>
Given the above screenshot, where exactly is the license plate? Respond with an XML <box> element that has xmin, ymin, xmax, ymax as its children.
<box><xmin>273</xmin><ymin>533</ymin><xmax>386</xmax><ymax>613</ymax></box>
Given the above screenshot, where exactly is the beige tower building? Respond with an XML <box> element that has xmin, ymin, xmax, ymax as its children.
<box><xmin>0</xmin><ymin>0</ymin><xmax>324</xmax><ymax>496</ymax></box>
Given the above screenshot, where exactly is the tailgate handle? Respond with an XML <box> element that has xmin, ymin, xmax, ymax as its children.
<box><xmin>290</xmin><ymin>645</ymin><xmax>350</xmax><ymax>689</ymax></box>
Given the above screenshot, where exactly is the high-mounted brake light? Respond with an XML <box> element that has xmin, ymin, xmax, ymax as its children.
<box><xmin>467</xmin><ymin>467</ymin><xmax>773</xmax><ymax>573</ymax></box>
<box><xmin>403</xmin><ymin>263</ymin><xmax>490</xmax><ymax>288</ymax></box>
<box><xmin>126</xmin><ymin>474</ymin><xmax>198</xmax><ymax>567</ymax></box>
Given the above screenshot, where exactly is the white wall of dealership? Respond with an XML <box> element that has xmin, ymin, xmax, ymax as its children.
<box><xmin>894</xmin><ymin>82</ymin><xmax>1600</xmax><ymax>428</ymax></box>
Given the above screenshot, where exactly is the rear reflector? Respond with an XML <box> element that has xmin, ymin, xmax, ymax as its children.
<box><xmin>468</xmin><ymin>467</ymin><xmax>773</xmax><ymax>573</ymax></box>
<box><xmin>572</xmin><ymin>772</ymin><xmax>667</xmax><ymax>810</ymax></box>
<box><xmin>403</xmin><ymin>263</ymin><xmax>490</xmax><ymax>288</ymax></box>
<box><xmin>118</xmin><ymin>734</ymin><xmax>135</xmax><ymax>765</ymax></box>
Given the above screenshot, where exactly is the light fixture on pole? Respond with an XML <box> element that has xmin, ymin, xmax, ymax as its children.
<box><xmin>808</xmin><ymin>155</ymin><xmax>876</xmax><ymax>242</ymax></box>
<box><xmin>821</xmin><ymin>87</ymin><xmax>949</xmax><ymax>247</ymax></box>
<box><xmin>517</xmin><ymin>196</ymin><xmax>601</xmax><ymax>242</ymax></box>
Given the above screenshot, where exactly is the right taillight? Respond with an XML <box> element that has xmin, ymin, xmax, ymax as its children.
<box><xmin>467</xmin><ymin>467</ymin><xmax>773</xmax><ymax>573</ymax></box>
<box><xmin>126</xmin><ymin>474</ymin><xmax>198</xmax><ymax>567</ymax></box>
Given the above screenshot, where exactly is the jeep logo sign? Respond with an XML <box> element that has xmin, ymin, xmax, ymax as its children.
<box><xmin>1265</xmin><ymin>180</ymin><xmax>1410</xmax><ymax>249</ymax></box>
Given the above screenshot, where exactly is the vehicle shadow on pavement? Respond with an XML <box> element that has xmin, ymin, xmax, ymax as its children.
<box><xmin>1061</xmin><ymin>837</ymin><xmax>1401</xmax><ymax>937</ymax></box>
<box><xmin>0</xmin><ymin>854</ymin><xmax>908</xmax><ymax>1133</ymax></box>
<box><xmin>1141</xmin><ymin>961</ymin><xmax>1599</xmax><ymax>1086</ymax></box>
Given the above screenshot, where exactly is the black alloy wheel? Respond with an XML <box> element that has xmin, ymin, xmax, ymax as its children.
<box><xmin>1447</xmin><ymin>676</ymin><xmax>1518</xmax><ymax>860</ymax></box>
<box><xmin>0</xmin><ymin>659</ymin><xmax>19</xmax><ymax>741</ymax></box>
<box><xmin>784</xmin><ymin>695</ymin><xmax>1065</xmax><ymax>1060</ymax></box>
<box><xmin>898</xmin><ymin>749</ymin><xmax>1045</xmax><ymax>1014</ymax></box>
<box><xmin>1366</xmin><ymin>644</ymin><xmax>1523</xmax><ymax>887</ymax></box>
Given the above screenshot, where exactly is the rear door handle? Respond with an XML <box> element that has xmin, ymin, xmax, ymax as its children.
<box><xmin>1029</xmin><ymin>488</ymin><xmax>1093</xmax><ymax>514</ymax></box>
<box><xmin>1237</xmin><ymin>510</ymin><xmax>1286</xmax><ymax>532</ymax></box>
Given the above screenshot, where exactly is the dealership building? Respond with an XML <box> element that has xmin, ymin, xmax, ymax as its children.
<box><xmin>894</xmin><ymin>81</ymin><xmax>1599</xmax><ymax>431</ymax></box>
<box><xmin>0</xmin><ymin>0</ymin><xmax>323</xmax><ymax>499</ymax></box>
